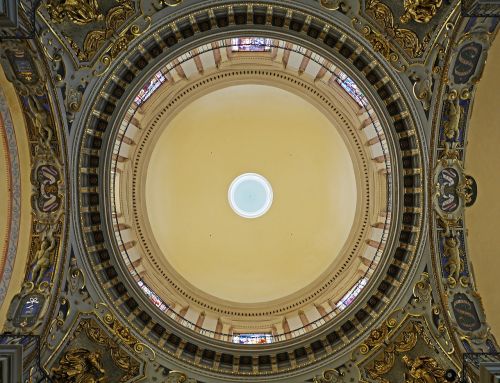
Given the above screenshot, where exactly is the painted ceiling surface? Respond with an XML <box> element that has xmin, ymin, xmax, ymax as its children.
<box><xmin>0</xmin><ymin>0</ymin><xmax>498</xmax><ymax>382</ymax></box>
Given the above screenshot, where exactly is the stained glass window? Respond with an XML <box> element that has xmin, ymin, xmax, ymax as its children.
<box><xmin>336</xmin><ymin>278</ymin><xmax>368</xmax><ymax>311</ymax></box>
<box><xmin>233</xmin><ymin>333</ymin><xmax>273</xmax><ymax>344</ymax></box>
<box><xmin>134</xmin><ymin>71</ymin><xmax>167</xmax><ymax>105</ymax></box>
<box><xmin>336</xmin><ymin>71</ymin><xmax>368</xmax><ymax>107</ymax></box>
<box><xmin>138</xmin><ymin>280</ymin><xmax>168</xmax><ymax>312</ymax></box>
<box><xmin>231</xmin><ymin>37</ymin><xmax>273</xmax><ymax>52</ymax></box>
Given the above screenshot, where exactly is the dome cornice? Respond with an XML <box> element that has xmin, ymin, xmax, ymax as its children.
<box><xmin>73</xmin><ymin>5</ymin><xmax>427</xmax><ymax>378</ymax></box>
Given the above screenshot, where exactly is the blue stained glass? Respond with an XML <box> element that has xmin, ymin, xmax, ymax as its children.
<box><xmin>336</xmin><ymin>71</ymin><xmax>368</xmax><ymax>107</ymax></box>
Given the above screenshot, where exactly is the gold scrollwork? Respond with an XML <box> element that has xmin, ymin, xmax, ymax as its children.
<box><xmin>401</xmin><ymin>0</ymin><xmax>443</xmax><ymax>24</ymax></box>
<box><xmin>159</xmin><ymin>0</ymin><xmax>183</xmax><ymax>6</ymax></box>
<box><xmin>102</xmin><ymin>312</ymin><xmax>155</xmax><ymax>360</ymax></box>
<box><xmin>413</xmin><ymin>272</ymin><xmax>432</xmax><ymax>303</ymax></box>
<box><xmin>56</xmin><ymin>0</ymin><xmax>135</xmax><ymax>62</ymax></box>
<box><xmin>433</xmin><ymin>140</ymin><xmax>475</xmax><ymax>238</ymax></box>
<box><xmin>352</xmin><ymin>19</ymin><xmax>407</xmax><ymax>72</ymax></box>
<box><xmin>46</xmin><ymin>0</ymin><xmax>103</xmax><ymax>25</ymax></box>
<box><xmin>359</xmin><ymin>314</ymin><xmax>400</xmax><ymax>355</ymax></box>
<box><xmin>443</xmin><ymin>93</ymin><xmax>463</xmax><ymax>142</ymax></box>
<box><xmin>52</xmin><ymin>348</ymin><xmax>106</xmax><ymax>383</ymax></box>
<box><xmin>29</xmin><ymin>224</ymin><xmax>57</xmax><ymax>287</ymax></box>
<box><xmin>1</xmin><ymin>44</ymin><xmax>65</xmax><ymax>333</ymax></box>
<box><xmin>442</xmin><ymin>233</ymin><xmax>463</xmax><ymax>289</ymax></box>
<box><xmin>103</xmin><ymin>313</ymin><xmax>136</xmax><ymax>345</ymax></box>
<box><xmin>361</xmin><ymin>325</ymin><xmax>389</xmax><ymax>354</ymax></box>
<box><xmin>412</xmin><ymin>75</ymin><xmax>433</xmax><ymax>110</ymax></box>
<box><xmin>153</xmin><ymin>0</ymin><xmax>183</xmax><ymax>11</ymax></box>
<box><xmin>67</xmin><ymin>317</ymin><xmax>143</xmax><ymax>381</ymax></box>
<box><xmin>365</xmin><ymin>0</ymin><xmax>430</xmax><ymax>59</ymax></box>
<box><xmin>166</xmin><ymin>371</ymin><xmax>198</xmax><ymax>383</ymax></box>
<box><xmin>366</xmin><ymin>349</ymin><xmax>394</xmax><ymax>383</ymax></box>
<box><xmin>83</xmin><ymin>0</ymin><xmax>134</xmax><ymax>61</ymax></box>
<box><xmin>313</xmin><ymin>368</ymin><xmax>344</xmax><ymax>383</ymax></box>
<box><xmin>93</xmin><ymin>17</ymin><xmax>151</xmax><ymax>77</ymax></box>
<box><xmin>319</xmin><ymin>0</ymin><xmax>342</xmax><ymax>11</ymax></box>
<box><xmin>363</xmin><ymin>321</ymin><xmax>438</xmax><ymax>382</ymax></box>
<box><xmin>402</xmin><ymin>354</ymin><xmax>447</xmax><ymax>383</ymax></box>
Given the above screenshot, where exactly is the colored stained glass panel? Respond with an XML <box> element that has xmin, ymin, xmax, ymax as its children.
<box><xmin>336</xmin><ymin>71</ymin><xmax>368</xmax><ymax>107</ymax></box>
<box><xmin>233</xmin><ymin>333</ymin><xmax>273</xmax><ymax>344</ymax></box>
<box><xmin>231</xmin><ymin>38</ymin><xmax>272</xmax><ymax>52</ymax></box>
<box><xmin>134</xmin><ymin>71</ymin><xmax>167</xmax><ymax>105</ymax></box>
<box><xmin>336</xmin><ymin>278</ymin><xmax>368</xmax><ymax>311</ymax></box>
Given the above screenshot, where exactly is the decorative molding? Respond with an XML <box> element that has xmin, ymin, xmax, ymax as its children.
<box><xmin>0</xmin><ymin>41</ymin><xmax>66</xmax><ymax>338</ymax></box>
<box><xmin>48</xmin><ymin>313</ymin><xmax>145</xmax><ymax>382</ymax></box>
<box><xmin>365</xmin><ymin>0</ymin><xmax>431</xmax><ymax>58</ymax></box>
<box><xmin>429</xmin><ymin>15</ymin><xmax>499</xmax><ymax>357</ymax></box>
<box><xmin>0</xmin><ymin>87</ymin><xmax>21</xmax><ymax>307</ymax></box>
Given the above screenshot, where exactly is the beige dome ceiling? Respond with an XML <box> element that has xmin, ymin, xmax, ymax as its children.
<box><xmin>111</xmin><ymin>40</ymin><xmax>390</xmax><ymax>339</ymax></box>
<box><xmin>146</xmin><ymin>84</ymin><xmax>357</xmax><ymax>303</ymax></box>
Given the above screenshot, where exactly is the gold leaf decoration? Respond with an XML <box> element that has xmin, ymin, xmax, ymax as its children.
<box><xmin>46</xmin><ymin>0</ymin><xmax>103</xmax><ymax>25</ymax></box>
<box><xmin>401</xmin><ymin>0</ymin><xmax>443</xmax><ymax>24</ymax></box>
<box><xmin>365</xmin><ymin>0</ymin><xmax>431</xmax><ymax>58</ymax></box>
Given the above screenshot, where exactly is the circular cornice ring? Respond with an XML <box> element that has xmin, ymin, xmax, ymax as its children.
<box><xmin>74</xmin><ymin>3</ymin><xmax>426</xmax><ymax>379</ymax></box>
<box><xmin>125</xmin><ymin>64</ymin><xmax>374</xmax><ymax>319</ymax></box>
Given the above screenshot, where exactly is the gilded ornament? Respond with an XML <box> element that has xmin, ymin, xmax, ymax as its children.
<box><xmin>413</xmin><ymin>272</ymin><xmax>431</xmax><ymax>303</ymax></box>
<box><xmin>412</xmin><ymin>76</ymin><xmax>433</xmax><ymax>110</ymax></box>
<box><xmin>110</xmin><ymin>347</ymin><xmax>140</xmax><ymax>381</ymax></box>
<box><xmin>360</xmin><ymin>316</ymin><xmax>401</xmax><ymax>355</ymax></box>
<box><xmin>457</xmin><ymin>177</ymin><xmax>474</xmax><ymax>205</ymax></box>
<box><xmin>366</xmin><ymin>349</ymin><xmax>395</xmax><ymax>383</ymax></box>
<box><xmin>166</xmin><ymin>371</ymin><xmax>197</xmax><ymax>383</ymax></box>
<box><xmin>365</xmin><ymin>28</ymin><xmax>392</xmax><ymax>59</ymax></box>
<box><xmin>357</xmin><ymin>23</ymin><xmax>403</xmax><ymax>67</ymax></box>
<box><xmin>402</xmin><ymin>354</ymin><xmax>447</xmax><ymax>383</ymax></box>
<box><xmin>67</xmin><ymin>256</ymin><xmax>89</xmax><ymax>292</ymax></box>
<box><xmin>101</xmin><ymin>312</ymin><xmax>155</xmax><ymax>359</ymax></box>
<box><xmin>313</xmin><ymin>368</ymin><xmax>344</xmax><ymax>383</ymax></box>
<box><xmin>106</xmin><ymin>0</ymin><xmax>134</xmax><ymax>30</ymax></box>
<box><xmin>30</xmin><ymin>225</ymin><xmax>57</xmax><ymax>286</ymax></box>
<box><xmin>104</xmin><ymin>313</ymin><xmax>136</xmax><ymax>345</ymax></box>
<box><xmin>364</xmin><ymin>326</ymin><xmax>389</xmax><ymax>351</ymax></box>
<box><xmin>52</xmin><ymin>348</ymin><xmax>106</xmax><ymax>383</ymax></box>
<box><xmin>363</xmin><ymin>321</ymin><xmax>435</xmax><ymax>382</ymax></box>
<box><xmin>46</xmin><ymin>0</ymin><xmax>104</xmax><ymax>25</ymax></box>
<box><xmin>365</xmin><ymin>0</ymin><xmax>429</xmax><ymax>58</ymax></box>
<box><xmin>26</xmin><ymin>95</ymin><xmax>54</xmax><ymax>155</ymax></box>
<box><xmin>460</xmin><ymin>88</ymin><xmax>471</xmax><ymax>100</ymax></box>
<box><xmin>443</xmin><ymin>96</ymin><xmax>463</xmax><ymax>141</ymax></box>
<box><xmin>82</xmin><ymin>30</ymin><xmax>107</xmax><ymax>61</ymax></box>
<box><xmin>65</xmin><ymin>317</ymin><xmax>143</xmax><ymax>381</ymax></box>
<box><xmin>400</xmin><ymin>0</ymin><xmax>443</xmax><ymax>24</ymax></box>
<box><xmin>320</xmin><ymin>0</ymin><xmax>342</xmax><ymax>10</ymax></box>
<box><xmin>1</xmin><ymin>44</ymin><xmax>65</xmax><ymax>335</ymax></box>
<box><xmin>394</xmin><ymin>327</ymin><xmax>418</xmax><ymax>352</ymax></box>
<box><xmin>442</xmin><ymin>234</ymin><xmax>463</xmax><ymax>288</ymax></box>
<box><xmin>433</xmin><ymin>142</ymin><xmax>476</xmax><ymax>239</ymax></box>
<box><xmin>439</xmin><ymin>142</ymin><xmax>460</xmax><ymax>161</ymax></box>
<box><xmin>60</xmin><ymin>0</ymin><xmax>135</xmax><ymax>62</ymax></box>
<box><xmin>109</xmin><ymin>35</ymin><xmax>131</xmax><ymax>59</ymax></box>
<box><xmin>153</xmin><ymin>0</ymin><xmax>183</xmax><ymax>10</ymax></box>
<box><xmin>159</xmin><ymin>0</ymin><xmax>183</xmax><ymax>6</ymax></box>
